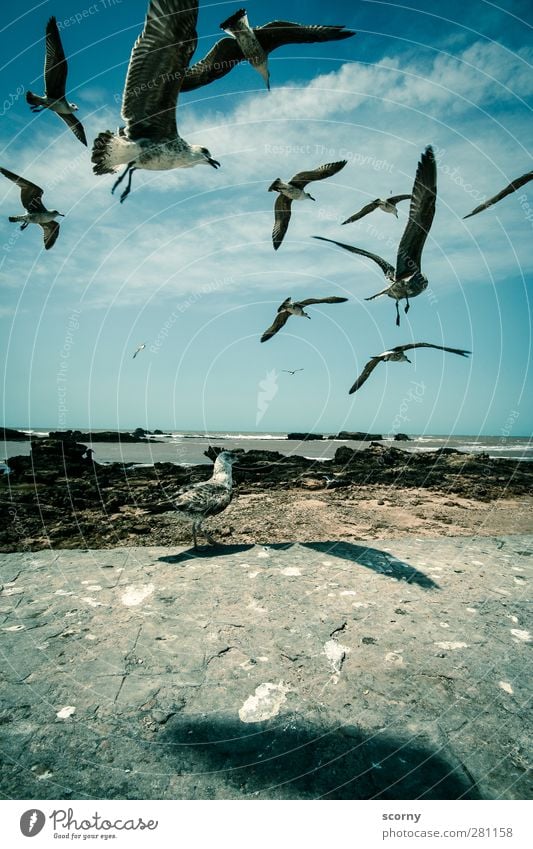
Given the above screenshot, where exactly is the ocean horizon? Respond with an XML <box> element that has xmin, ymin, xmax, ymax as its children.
<box><xmin>2</xmin><ymin>428</ymin><xmax>532</xmax><ymax>467</ymax></box>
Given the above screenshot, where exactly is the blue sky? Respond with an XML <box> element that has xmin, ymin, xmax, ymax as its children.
<box><xmin>0</xmin><ymin>0</ymin><xmax>531</xmax><ymax>435</ymax></box>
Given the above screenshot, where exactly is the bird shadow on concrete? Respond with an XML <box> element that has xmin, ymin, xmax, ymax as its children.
<box><xmin>301</xmin><ymin>541</ymin><xmax>440</xmax><ymax>590</ymax></box>
<box><xmin>162</xmin><ymin>714</ymin><xmax>479</xmax><ymax>800</ymax></box>
<box><xmin>158</xmin><ymin>543</ymin><xmax>255</xmax><ymax>564</ymax></box>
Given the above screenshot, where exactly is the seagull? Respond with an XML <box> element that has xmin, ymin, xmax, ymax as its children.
<box><xmin>314</xmin><ymin>146</ymin><xmax>436</xmax><ymax>325</ymax></box>
<box><xmin>463</xmin><ymin>170</ymin><xmax>533</xmax><ymax>219</ymax></box>
<box><xmin>270</xmin><ymin>160</ymin><xmax>347</xmax><ymax>249</ymax></box>
<box><xmin>181</xmin><ymin>9</ymin><xmax>355</xmax><ymax>91</ymax></box>
<box><xmin>0</xmin><ymin>167</ymin><xmax>64</xmax><ymax>250</ymax></box>
<box><xmin>342</xmin><ymin>194</ymin><xmax>411</xmax><ymax>225</ymax></box>
<box><xmin>281</xmin><ymin>368</ymin><xmax>304</xmax><ymax>375</ymax></box>
<box><xmin>261</xmin><ymin>296</ymin><xmax>348</xmax><ymax>342</ymax></box>
<box><xmin>91</xmin><ymin>0</ymin><xmax>221</xmax><ymax>203</ymax></box>
<box><xmin>146</xmin><ymin>451</ymin><xmax>237</xmax><ymax>548</ymax></box>
<box><xmin>349</xmin><ymin>342</ymin><xmax>470</xmax><ymax>394</ymax></box>
<box><xmin>132</xmin><ymin>343</ymin><xmax>146</xmax><ymax>359</ymax></box>
<box><xmin>25</xmin><ymin>17</ymin><xmax>87</xmax><ymax>146</ymax></box>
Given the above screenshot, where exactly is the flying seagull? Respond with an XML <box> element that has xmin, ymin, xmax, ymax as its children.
<box><xmin>181</xmin><ymin>9</ymin><xmax>355</xmax><ymax>91</ymax></box>
<box><xmin>282</xmin><ymin>368</ymin><xmax>304</xmax><ymax>375</ymax></box>
<box><xmin>91</xmin><ymin>0</ymin><xmax>220</xmax><ymax>203</ymax></box>
<box><xmin>145</xmin><ymin>451</ymin><xmax>237</xmax><ymax>548</ymax></box>
<box><xmin>349</xmin><ymin>342</ymin><xmax>470</xmax><ymax>394</ymax></box>
<box><xmin>0</xmin><ymin>167</ymin><xmax>64</xmax><ymax>250</ymax></box>
<box><xmin>342</xmin><ymin>194</ymin><xmax>411</xmax><ymax>225</ymax></box>
<box><xmin>261</xmin><ymin>296</ymin><xmax>348</xmax><ymax>342</ymax></box>
<box><xmin>463</xmin><ymin>170</ymin><xmax>533</xmax><ymax>219</ymax></box>
<box><xmin>132</xmin><ymin>343</ymin><xmax>146</xmax><ymax>359</ymax></box>
<box><xmin>270</xmin><ymin>160</ymin><xmax>347</xmax><ymax>249</ymax></box>
<box><xmin>314</xmin><ymin>146</ymin><xmax>437</xmax><ymax>325</ymax></box>
<box><xmin>26</xmin><ymin>17</ymin><xmax>87</xmax><ymax>146</ymax></box>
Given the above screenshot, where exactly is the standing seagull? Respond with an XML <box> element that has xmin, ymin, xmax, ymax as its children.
<box><xmin>181</xmin><ymin>9</ymin><xmax>355</xmax><ymax>91</ymax></box>
<box><xmin>270</xmin><ymin>160</ymin><xmax>347</xmax><ymax>250</ymax></box>
<box><xmin>0</xmin><ymin>167</ymin><xmax>64</xmax><ymax>250</ymax></box>
<box><xmin>342</xmin><ymin>194</ymin><xmax>411</xmax><ymax>225</ymax></box>
<box><xmin>146</xmin><ymin>451</ymin><xmax>237</xmax><ymax>548</ymax></box>
<box><xmin>314</xmin><ymin>146</ymin><xmax>437</xmax><ymax>325</ymax></box>
<box><xmin>26</xmin><ymin>17</ymin><xmax>87</xmax><ymax>146</ymax></box>
<box><xmin>261</xmin><ymin>296</ymin><xmax>348</xmax><ymax>342</ymax></box>
<box><xmin>349</xmin><ymin>342</ymin><xmax>470</xmax><ymax>394</ymax></box>
<box><xmin>463</xmin><ymin>170</ymin><xmax>533</xmax><ymax>219</ymax></box>
<box><xmin>132</xmin><ymin>343</ymin><xmax>146</xmax><ymax>359</ymax></box>
<box><xmin>91</xmin><ymin>0</ymin><xmax>220</xmax><ymax>203</ymax></box>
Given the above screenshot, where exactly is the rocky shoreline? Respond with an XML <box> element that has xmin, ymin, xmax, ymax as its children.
<box><xmin>1</xmin><ymin>435</ymin><xmax>531</xmax><ymax>552</ymax></box>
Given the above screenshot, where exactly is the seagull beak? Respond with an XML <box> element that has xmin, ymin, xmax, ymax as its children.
<box><xmin>309</xmin><ymin>195</ymin><xmax>316</xmax><ymax>201</ymax></box>
<box><xmin>58</xmin><ymin>213</ymin><xmax>65</xmax><ymax>217</ymax></box>
<box><xmin>207</xmin><ymin>157</ymin><xmax>220</xmax><ymax>169</ymax></box>
<box><xmin>406</xmin><ymin>357</ymin><xmax>411</xmax><ymax>363</ymax></box>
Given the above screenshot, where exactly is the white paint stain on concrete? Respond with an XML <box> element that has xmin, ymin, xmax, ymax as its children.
<box><xmin>87</xmin><ymin>585</ymin><xmax>102</xmax><ymax>592</ymax></box>
<box><xmin>239</xmin><ymin>682</ymin><xmax>289</xmax><ymax>723</ymax></box>
<box><xmin>324</xmin><ymin>640</ymin><xmax>349</xmax><ymax>673</ymax></box>
<box><xmin>121</xmin><ymin>584</ymin><xmax>154</xmax><ymax>607</ymax></box>
<box><xmin>499</xmin><ymin>681</ymin><xmax>513</xmax><ymax>695</ymax></box>
<box><xmin>56</xmin><ymin>706</ymin><xmax>76</xmax><ymax>719</ymax></box>
<box><xmin>81</xmin><ymin>597</ymin><xmax>104</xmax><ymax>608</ymax></box>
<box><xmin>385</xmin><ymin>652</ymin><xmax>404</xmax><ymax>666</ymax></box>
<box><xmin>435</xmin><ymin>641</ymin><xmax>469</xmax><ymax>650</ymax></box>
<box><xmin>256</xmin><ymin>551</ymin><xmax>269</xmax><ymax>559</ymax></box>
<box><xmin>510</xmin><ymin>629</ymin><xmax>531</xmax><ymax>643</ymax></box>
<box><xmin>3</xmin><ymin>624</ymin><xmax>25</xmax><ymax>632</ymax></box>
<box><xmin>281</xmin><ymin>567</ymin><xmax>301</xmax><ymax>576</ymax></box>
<box><xmin>340</xmin><ymin>590</ymin><xmax>357</xmax><ymax>596</ymax></box>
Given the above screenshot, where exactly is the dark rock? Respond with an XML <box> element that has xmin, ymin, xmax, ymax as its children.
<box><xmin>287</xmin><ymin>433</ymin><xmax>323</xmax><ymax>441</ymax></box>
<box><xmin>394</xmin><ymin>433</ymin><xmax>411</xmax><ymax>441</ymax></box>
<box><xmin>47</xmin><ymin>429</ymin><xmax>152</xmax><ymax>443</ymax></box>
<box><xmin>334</xmin><ymin>431</ymin><xmax>383</xmax><ymax>441</ymax></box>
<box><xmin>1</xmin><ymin>428</ymin><xmax>31</xmax><ymax>441</ymax></box>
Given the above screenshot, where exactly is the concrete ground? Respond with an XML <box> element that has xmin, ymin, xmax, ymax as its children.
<box><xmin>0</xmin><ymin>534</ymin><xmax>531</xmax><ymax>800</ymax></box>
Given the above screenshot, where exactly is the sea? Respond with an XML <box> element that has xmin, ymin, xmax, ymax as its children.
<box><xmin>2</xmin><ymin>429</ymin><xmax>532</xmax><ymax>469</ymax></box>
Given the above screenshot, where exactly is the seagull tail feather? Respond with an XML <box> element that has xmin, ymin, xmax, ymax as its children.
<box><xmin>8</xmin><ymin>215</ymin><xmax>25</xmax><ymax>223</ymax></box>
<box><xmin>91</xmin><ymin>130</ymin><xmax>137</xmax><ymax>176</ymax></box>
<box><xmin>25</xmin><ymin>91</ymin><xmax>46</xmax><ymax>108</ymax></box>
<box><xmin>365</xmin><ymin>286</ymin><xmax>391</xmax><ymax>301</ymax></box>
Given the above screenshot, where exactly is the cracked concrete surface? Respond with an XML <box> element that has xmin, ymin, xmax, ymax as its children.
<box><xmin>0</xmin><ymin>535</ymin><xmax>531</xmax><ymax>800</ymax></box>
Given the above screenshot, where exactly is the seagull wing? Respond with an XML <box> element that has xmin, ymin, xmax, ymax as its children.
<box><xmin>463</xmin><ymin>171</ymin><xmax>533</xmax><ymax>219</ymax></box>
<box><xmin>180</xmin><ymin>37</ymin><xmax>244</xmax><ymax>91</ymax></box>
<box><xmin>256</xmin><ymin>22</ymin><xmax>355</xmax><ymax>53</ymax></box>
<box><xmin>298</xmin><ymin>297</ymin><xmax>348</xmax><ymax>306</ymax></box>
<box><xmin>272</xmin><ymin>194</ymin><xmax>293</xmax><ymax>250</ymax></box>
<box><xmin>44</xmin><ymin>17</ymin><xmax>68</xmax><ymax>98</ymax></box>
<box><xmin>312</xmin><ymin>236</ymin><xmax>395</xmax><ymax>278</ymax></box>
<box><xmin>58</xmin><ymin>112</ymin><xmax>87</xmax><ymax>146</ymax></box>
<box><xmin>389</xmin><ymin>193</ymin><xmax>412</xmax><ymax>205</ymax></box>
<box><xmin>394</xmin><ymin>342</ymin><xmax>471</xmax><ymax>357</ymax></box>
<box><xmin>342</xmin><ymin>200</ymin><xmax>381</xmax><ymax>224</ymax></box>
<box><xmin>261</xmin><ymin>310</ymin><xmax>291</xmax><ymax>343</ymax></box>
<box><xmin>349</xmin><ymin>356</ymin><xmax>382</xmax><ymax>394</ymax></box>
<box><xmin>122</xmin><ymin>0</ymin><xmax>199</xmax><ymax>141</ymax></box>
<box><xmin>41</xmin><ymin>221</ymin><xmax>60</xmax><ymax>250</ymax></box>
<box><xmin>290</xmin><ymin>160</ymin><xmax>347</xmax><ymax>189</ymax></box>
<box><xmin>0</xmin><ymin>167</ymin><xmax>46</xmax><ymax>213</ymax></box>
<box><xmin>174</xmin><ymin>481</ymin><xmax>231</xmax><ymax>517</ymax></box>
<box><xmin>395</xmin><ymin>145</ymin><xmax>437</xmax><ymax>280</ymax></box>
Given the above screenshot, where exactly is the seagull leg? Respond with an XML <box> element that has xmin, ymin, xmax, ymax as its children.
<box><xmin>395</xmin><ymin>300</ymin><xmax>400</xmax><ymax>326</ymax></box>
<box><xmin>205</xmin><ymin>530</ymin><xmax>217</xmax><ymax>546</ymax></box>
<box><xmin>111</xmin><ymin>162</ymin><xmax>136</xmax><ymax>202</ymax></box>
<box><xmin>20</xmin><ymin>221</ymin><xmax>29</xmax><ymax>231</ymax></box>
<box><xmin>192</xmin><ymin>520</ymin><xmax>199</xmax><ymax>550</ymax></box>
<box><xmin>404</xmin><ymin>296</ymin><xmax>410</xmax><ymax>314</ymax></box>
